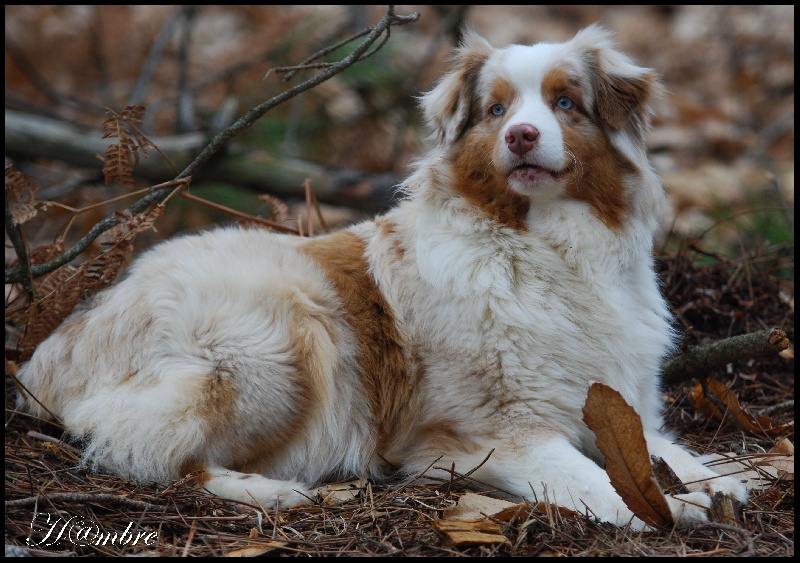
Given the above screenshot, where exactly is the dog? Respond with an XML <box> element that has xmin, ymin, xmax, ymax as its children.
<box><xmin>16</xmin><ymin>25</ymin><xmax>746</xmax><ymax>529</ymax></box>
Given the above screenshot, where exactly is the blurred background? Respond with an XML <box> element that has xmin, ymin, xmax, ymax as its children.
<box><xmin>4</xmin><ymin>5</ymin><xmax>794</xmax><ymax>275</ymax></box>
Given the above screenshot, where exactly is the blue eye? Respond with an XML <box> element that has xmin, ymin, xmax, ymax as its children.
<box><xmin>490</xmin><ymin>104</ymin><xmax>505</xmax><ymax>116</ymax></box>
<box><xmin>556</xmin><ymin>96</ymin><xmax>574</xmax><ymax>110</ymax></box>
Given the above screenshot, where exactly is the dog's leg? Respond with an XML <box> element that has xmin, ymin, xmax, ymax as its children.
<box><xmin>449</xmin><ymin>435</ymin><xmax>713</xmax><ymax>529</ymax></box>
<box><xmin>645</xmin><ymin>432</ymin><xmax>748</xmax><ymax>503</ymax></box>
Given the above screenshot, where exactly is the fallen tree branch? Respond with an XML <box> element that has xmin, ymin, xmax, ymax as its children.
<box><xmin>4</xmin><ymin>110</ymin><xmax>403</xmax><ymax>213</ymax></box>
<box><xmin>661</xmin><ymin>328</ymin><xmax>790</xmax><ymax>385</ymax></box>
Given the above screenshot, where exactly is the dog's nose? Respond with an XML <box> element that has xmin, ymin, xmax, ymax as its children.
<box><xmin>505</xmin><ymin>123</ymin><xmax>539</xmax><ymax>156</ymax></box>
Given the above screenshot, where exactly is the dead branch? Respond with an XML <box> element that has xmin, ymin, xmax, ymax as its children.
<box><xmin>4</xmin><ymin>493</ymin><xmax>178</xmax><ymax>513</ymax></box>
<box><xmin>661</xmin><ymin>328</ymin><xmax>790</xmax><ymax>385</ymax></box>
<box><xmin>4</xmin><ymin>109</ymin><xmax>402</xmax><ymax>214</ymax></box>
<box><xmin>4</xmin><ymin>109</ymin><xmax>203</xmax><ymax>178</ymax></box>
<box><xmin>4</xmin><ymin>6</ymin><xmax>419</xmax><ymax>286</ymax></box>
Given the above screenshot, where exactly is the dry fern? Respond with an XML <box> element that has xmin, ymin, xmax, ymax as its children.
<box><xmin>257</xmin><ymin>193</ymin><xmax>290</xmax><ymax>223</ymax></box>
<box><xmin>5</xmin><ymin>164</ymin><xmax>51</xmax><ymax>225</ymax></box>
<box><xmin>105</xmin><ymin>203</ymin><xmax>165</xmax><ymax>244</ymax></box>
<box><xmin>97</xmin><ymin>105</ymin><xmax>156</xmax><ymax>188</ymax></box>
<box><xmin>14</xmin><ymin>242</ymin><xmax>133</xmax><ymax>360</ymax></box>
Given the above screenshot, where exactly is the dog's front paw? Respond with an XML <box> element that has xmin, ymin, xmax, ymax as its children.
<box><xmin>704</xmin><ymin>474</ymin><xmax>748</xmax><ymax>504</ymax></box>
<box><xmin>679</xmin><ymin>465</ymin><xmax>748</xmax><ymax>505</ymax></box>
<box><xmin>665</xmin><ymin>491</ymin><xmax>712</xmax><ymax>526</ymax></box>
<box><xmin>664</xmin><ymin>472</ymin><xmax>749</xmax><ymax>527</ymax></box>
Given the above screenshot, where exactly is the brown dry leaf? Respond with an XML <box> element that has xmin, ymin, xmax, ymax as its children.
<box><xmin>757</xmin><ymin>438</ymin><xmax>794</xmax><ymax>481</ymax></box>
<box><xmin>443</xmin><ymin>492</ymin><xmax>579</xmax><ymax>526</ymax></box>
<box><xmin>311</xmin><ymin>479</ymin><xmax>366</xmax><ymax>504</ymax></box>
<box><xmin>16</xmin><ymin>261</ymin><xmax>83</xmax><ymax>361</ymax></box>
<box><xmin>443</xmin><ymin>492</ymin><xmax>516</xmax><ymax>521</ymax></box>
<box><xmin>14</xmin><ymin>241</ymin><xmax>132</xmax><ymax>360</ymax></box>
<box><xmin>433</xmin><ymin>519</ymin><xmax>510</xmax><ymax>547</ymax></box>
<box><xmin>582</xmin><ymin>382</ymin><xmax>673</xmax><ymax>529</ymax></box>
<box><xmin>224</xmin><ymin>541</ymin><xmax>287</xmax><ymax>557</ymax></box>
<box><xmin>98</xmin><ymin>105</ymin><xmax>151</xmax><ymax>188</ymax></box>
<box><xmin>688</xmin><ymin>379</ymin><xmax>784</xmax><ymax>436</ymax></box>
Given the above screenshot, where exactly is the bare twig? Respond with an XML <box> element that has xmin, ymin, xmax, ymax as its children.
<box><xmin>179</xmin><ymin>191</ymin><xmax>300</xmax><ymax>234</ymax></box>
<box><xmin>26</xmin><ymin>431</ymin><xmax>82</xmax><ymax>455</ymax></box>
<box><xmin>4</xmin><ymin>493</ymin><xmax>177</xmax><ymax>512</ymax></box>
<box><xmin>271</xmin><ymin>26</ymin><xmax>373</xmax><ymax>81</ymax></box>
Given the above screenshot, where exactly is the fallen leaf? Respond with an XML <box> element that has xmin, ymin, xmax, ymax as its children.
<box><xmin>443</xmin><ymin>492</ymin><xmax>517</xmax><ymax>521</ymax></box>
<box><xmin>433</xmin><ymin>519</ymin><xmax>510</xmax><ymax>547</ymax></box>
<box><xmin>689</xmin><ymin>379</ymin><xmax>786</xmax><ymax>436</ymax></box>
<box><xmin>443</xmin><ymin>492</ymin><xmax>579</xmax><ymax>526</ymax></box>
<box><xmin>757</xmin><ymin>438</ymin><xmax>794</xmax><ymax>480</ymax></box>
<box><xmin>311</xmin><ymin>479</ymin><xmax>366</xmax><ymax>504</ymax></box>
<box><xmin>224</xmin><ymin>541</ymin><xmax>287</xmax><ymax>557</ymax></box>
<box><xmin>583</xmin><ymin>382</ymin><xmax>673</xmax><ymax>529</ymax></box>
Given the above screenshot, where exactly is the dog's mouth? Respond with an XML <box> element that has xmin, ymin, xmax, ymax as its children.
<box><xmin>509</xmin><ymin>164</ymin><xmax>565</xmax><ymax>184</ymax></box>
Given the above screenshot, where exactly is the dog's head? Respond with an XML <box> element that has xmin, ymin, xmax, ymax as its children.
<box><xmin>419</xmin><ymin>25</ymin><xmax>664</xmax><ymax>232</ymax></box>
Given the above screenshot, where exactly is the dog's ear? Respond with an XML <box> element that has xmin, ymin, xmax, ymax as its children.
<box><xmin>420</xmin><ymin>29</ymin><xmax>493</xmax><ymax>145</ymax></box>
<box><xmin>573</xmin><ymin>25</ymin><xmax>663</xmax><ymax>139</ymax></box>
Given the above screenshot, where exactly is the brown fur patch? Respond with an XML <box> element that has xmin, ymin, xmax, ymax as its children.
<box><xmin>196</xmin><ymin>299</ymin><xmax>327</xmax><ymax>474</ymax></box>
<box><xmin>452</xmin><ymin>133</ymin><xmax>531</xmax><ymax>231</ymax></box>
<box><xmin>198</xmin><ymin>366</ymin><xmax>239</xmax><ymax>436</ymax></box>
<box><xmin>435</xmin><ymin>48</ymin><xmax>492</xmax><ymax>143</ymax></box>
<box><xmin>236</xmin><ymin>300</ymin><xmax>325</xmax><ymax>474</ymax></box>
<box><xmin>299</xmin><ymin>231</ymin><xmax>413</xmax><ymax>455</ymax></box>
<box><xmin>374</xmin><ymin>217</ymin><xmax>404</xmax><ymax>260</ymax></box>
<box><xmin>541</xmin><ymin>66</ymin><xmax>585</xmax><ymax>110</ymax></box>
<box><xmin>543</xmin><ymin>64</ymin><xmax>632</xmax><ymax>230</ymax></box>
<box><xmin>489</xmin><ymin>77</ymin><xmax>516</xmax><ymax>112</ymax></box>
<box><xmin>58</xmin><ymin>314</ymin><xmax>87</xmax><ymax>366</ymax></box>
<box><xmin>562</xmin><ymin>127</ymin><xmax>630</xmax><ymax>230</ymax></box>
<box><xmin>416</xmin><ymin>419</ymin><xmax>475</xmax><ymax>457</ymax></box>
<box><xmin>179</xmin><ymin>461</ymin><xmax>211</xmax><ymax>487</ymax></box>
<box><xmin>440</xmin><ymin>69</ymin><xmax>531</xmax><ymax>230</ymax></box>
